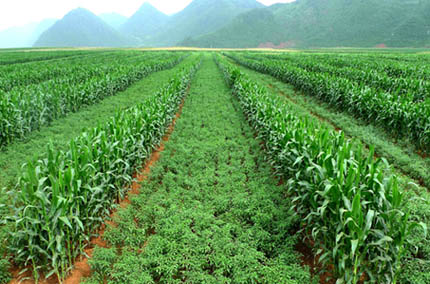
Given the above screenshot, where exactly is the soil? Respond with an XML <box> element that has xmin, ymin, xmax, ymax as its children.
<box><xmin>375</xmin><ymin>44</ymin><xmax>387</xmax><ymax>48</ymax></box>
<box><xmin>8</xmin><ymin>100</ymin><xmax>186</xmax><ymax>284</ymax></box>
<box><xmin>417</xmin><ymin>149</ymin><xmax>429</xmax><ymax>159</ymax></box>
<box><xmin>295</xmin><ymin>240</ymin><xmax>336</xmax><ymax>284</ymax></box>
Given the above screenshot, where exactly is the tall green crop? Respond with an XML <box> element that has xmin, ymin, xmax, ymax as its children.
<box><xmin>215</xmin><ymin>55</ymin><xmax>426</xmax><ymax>284</ymax></box>
<box><xmin>5</xmin><ymin>58</ymin><xmax>201</xmax><ymax>282</ymax></box>
<box><xmin>226</xmin><ymin>53</ymin><xmax>430</xmax><ymax>152</ymax></box>
<box><xmin>0</xmin><ymin>52</ymin><xmax>186</xmax><ymax>148</ymax></box>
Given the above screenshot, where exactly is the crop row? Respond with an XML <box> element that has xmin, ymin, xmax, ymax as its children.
<box><xmin>0</xmin><ymin>51</ymin><xmax>131</xmax><ymax>92</ymax></box>
<box><xmin>0</xmin><ymin>52</ymin><xmax>186</xmax><ymax>148</ymax></box>
<box><xmin>227</xmin><ymin>53</ymin><xmax>430</xmax><ymax>152</ymax></box>
<box><xmin>0</xmin><ymin>50</ymin><xmax>95</xmax><ymax>65</ymax></box>
<box><xmin>259</xmin><ymin>52</ymin><xmax>430</xmax><ymax>81</ymax></box>
<box><xmin>247</xmin><ymin>53</ymin><xmax>430</xmax><ymax>102</ymax></box>
<box><xmin>215</xmin><ymin>55</ymin><xmax>425</xmax><ymax>284</ymax></box>
<box><xmin>3</xmin><ymin>57</ymin><xmax>201</xmax><ymax>282</ymax></box>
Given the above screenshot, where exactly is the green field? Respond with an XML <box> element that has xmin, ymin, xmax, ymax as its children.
<box><xmin>0</xmin><ymin>49</ymin><xmax>430</xmax><ymax>284</ymax></box>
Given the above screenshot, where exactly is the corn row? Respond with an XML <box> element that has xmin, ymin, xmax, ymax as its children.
<box><xmin>6</xmin><ymin>57</ymin><xmax>201</xmax><ymax>282</ymax></box>
<box><xmin>248</xmin><ymin>54</ymin><xmax>430</xmax><ymax>102</ymax></box>
<box><xmin>215</xmin><ymin>55</ymin><xmax>425</xmax><ymax>284</ymax></box>
<box><xmin>0</xmin><ymin>52</ymin><xmax>186</xmax><ymax>148</ymax></box>
<box><xmin>259</xmin><ymin>52</ymin><xmax>430</xmax><ymax>80</ymax></box>
<box><xmin>226</xmin><ymin>53</ymin><xmax>430</xmax><ymax>152</ymax></box>
<box><xmin>0</xmin><ymin>51</ymin><xmax>136</xmax><ymax>92</ymax></box>
<box><xmin>0</xmin><ymin>50</ymin><xmax>93</xmax><ymax>66</ymax></box>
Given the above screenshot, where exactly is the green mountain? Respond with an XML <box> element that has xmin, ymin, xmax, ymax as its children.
<box><xmin>99</xmin><ymin>13</ymin><xmax>128</xmax><ymax>30</ymax></box>
<box><xmin>0</xmin><ymin>19</ymin><xmax>56</xmax><ymax>48</ymax></box>
<box><xmin>184</xmin><ymin>0</ymin><xmax>430</xmax><ymax>48</ymax></box>
<box><xmin>148</xmin><ymin>0</ymin><xmax>264</xmax><ymax>46</ymax></box>
<box><xmin>182</xmin><ymin>8</ymin><xmax>282</xmax><ymax>48</ymax></box>
<box><xmin>120</xmin><ymin>3</ymin><xmax>168</xmax><ymax>42</ymax></box>
<box><xmin>34</xmin><ymin>8</ymin><xmax>133</xmax><ymax>47</ymax></box>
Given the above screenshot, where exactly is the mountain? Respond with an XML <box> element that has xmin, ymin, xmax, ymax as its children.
<box><xmin>148</xmin><ymin>0</ymin><xmax>264</xmax><ymax>46</ymax></box>
<box><xmin>184</xmin><ymin>0</ymin><xmax>430</xmax><ymax>48</ymax></box>
<box><xmin>120</xmin><ymin>3</ymin><xmax>168</xmax><ymax>42</ymax></box>
<box><xmin>34</xmin><ymin>8</ymin><xmax>133</xmax><ymax>47</ymax></box>
<box><xmin>99</xmin><ymin>13</ymin><xmax>128</xmax><ymax>29</ymax></box>
<box><xmin>0</xmin><ymin>19</ymin><xmax>56</xmax><ymax>48</ymax></box>
<box><xmin>182</xmin><ymin>8</ymin><xmax>283</xmax><ymax>48</ymax></box>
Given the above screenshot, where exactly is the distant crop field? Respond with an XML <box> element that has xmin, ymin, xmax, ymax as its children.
<box><xmin>0</xmin><ymin>49</ymin><xmax>429</xmax><ymax>284</ymax></box>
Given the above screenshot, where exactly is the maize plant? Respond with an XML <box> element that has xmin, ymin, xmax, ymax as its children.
<box><xmin>0</xmin><ymin>51</ymin><xmax>125</xmax><ymax>92</ymax></box>
<box><xmin>215</xmin><ymin>55</ymin><xmax>426</xmax><ymax>284</ymax></box>
<box><xmin>255</xmin><ymin>52</ymin><xmax>430</xmax><ymax>81</ymax></box>
<box><xmin>0</xmin><ymin>52</ymin><xmax>187</xmax><ymax>148</ymax></box>
<box><xmin>5</xmin><ymin>58</ymin><xmax>201</xmax><ymax>282</ymax></box>
<box><xmin>225</xmin><ymin>53</ymin><xmax>430</xmax><ymax>153</ymax></box>
<box><xmin>0</xmin><ymin>50</ymin><xmax>92</xmax><ymax>65</ymax></box>
<box><xmin>249</xmin><ymin>54</ymin><xmax>430</xmax><ymax>102</ymax></box>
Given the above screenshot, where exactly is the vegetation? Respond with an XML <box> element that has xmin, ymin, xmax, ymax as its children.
<box><xmin>186</xmin><ymin>0</ymin><xmax>430</xmax><ymax>48</ymax></box>
<box><xmin>33</xmin><ymin>8</ymin><xmax>134</xmax><ymax>47</ymax></box>
<box><xmin>147</xmin><ymin>0</ymin><xmax>263</xmax><ymax>47</ymax></box>
<box><xmin>5</xmin><ymin>56</ymin><xmax>200</xmax><ymax>281</ymax></box>
<box><xmin>0</xmin><ymin>49</ymin><xmax>430</xmax><ymax>284</ymax></box>
<box><xmin>0</xmin><ymin>49</ymin><xmax>91</xmax><ymax>65</ymax></box>
<box><xmin>222</xmin><ymin>51</ymin><xmax>430</xmax><ymax>283</ymax></box>
<box><xmin>225</xmin><ymin>52</ymin><xmax>430</xmax><ymax>152</ymax></box>
<box><xmin>83</xmin><ymin>55</ymin><xmax>313</xmax><ymax>284</ymax></box>
<box><xmin>0</xmin><ymin>51</ymin><xmax>185</xmax><ymax>147</ymax></box>
<box><xmin>216</xmin><ymin>54</ymin><xmax>426</xmax><ymax>283</ymax></box>
<box><xmin>2</xmin><ymin>0</ymin><xmax>428</xmax><ymax>48</ymax></box>
<box><xmin>0</xmin><ymin>54</ymin><xmax>199</xmax><ymax>283</ymax></box>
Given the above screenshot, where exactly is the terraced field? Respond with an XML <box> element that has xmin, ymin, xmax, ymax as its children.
<box><xmin>0</xmin><ymin>49</ymin><xmax>429</xmax><ymax>284</ymax></box>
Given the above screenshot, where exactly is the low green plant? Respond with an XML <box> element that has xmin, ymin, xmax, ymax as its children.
<box><xmin>88</xmin><ymin>247</ymin><xmax>117</xmax><ymax>283</ymax></box>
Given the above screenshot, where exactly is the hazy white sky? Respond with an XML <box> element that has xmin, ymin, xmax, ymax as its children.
<box><xmin>0</xmin><ymin>0</ymin><xmax>294</xmax><ymax>31</ymax></box>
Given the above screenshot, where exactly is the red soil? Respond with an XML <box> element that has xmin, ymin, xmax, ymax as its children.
<box><xmin>295</xmin><ymin>240</ymin><xmax>336</xmax><ymax>284</ymax></box>
<box><xmin>375</xmin><ymin>43</ymin><xmax>387</xmax><ymax>48</ymax></box>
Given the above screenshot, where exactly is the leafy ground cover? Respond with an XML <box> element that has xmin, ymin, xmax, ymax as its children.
<box><xmin>83</xmin><ymin>54</ymin><xmax>313</xmax><ymax>284</ymax></box>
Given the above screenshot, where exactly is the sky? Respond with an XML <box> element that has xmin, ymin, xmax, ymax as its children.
<box><xmin>0</xmin><ymin>0</ymin><xmax>295</xmax><ymax>31</ymax></box>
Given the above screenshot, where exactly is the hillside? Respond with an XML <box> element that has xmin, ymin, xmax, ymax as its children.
<box><xmin>34</xmin><ymin>8</ymin><xmax>133</xmax><ymax>47</ymax></box>
<box><xmin>120</xmin><ymin>3</ymin><xmax>168</xmax><ymax>42</ymax></box>
<box><xmin>147</xmin><ymin>0</ymin><xmax>264</xmax><ymax>46</ymax></box>
<box><xmin>182</xmin><ymin>8</ymin><xmax>283</xmax><ymax>48</ymax></box>
<box><xmin>185</xmin><ymin>0</ymin><xmax>430</xmax><ymax>48</ymax></box>
<box><xmin>99</xmin><ymin>13</ymin><xmax>128</xmax><ymax>29</ymax></box>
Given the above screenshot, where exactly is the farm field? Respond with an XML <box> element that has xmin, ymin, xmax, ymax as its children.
<box><xmin>0</xmin><ymin>49</ymin><xmax>429</xmax><ymax>284</ymax></box>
